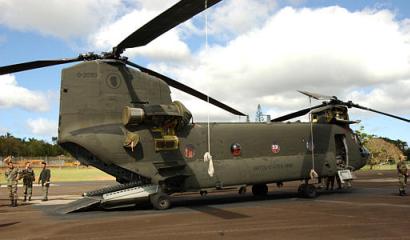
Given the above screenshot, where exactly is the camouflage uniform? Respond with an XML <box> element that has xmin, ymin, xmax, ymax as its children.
<box><xmin>39</xmin><ymin>168</ymin><xmax>51</xmax><ymax>201</ymax></box>
<box><xmin>5</xmin><ymin>167</ymin><xmax>19</xmax><ymax>207</ymax></box>
<box><xmin>21</xmin><ymin>168</ymin><xmax>35</xmax><ymax>201</ymax></box>
<box><xmin>397</xmin><ymin>160</ymin><xmax>408</xmax><ymax>196</ymax></box>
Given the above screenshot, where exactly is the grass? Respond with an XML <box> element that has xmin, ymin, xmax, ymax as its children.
<box><xmin>0</xmin><ymin>167</ymin><xmax>115</xmax><ymax>184</ymax></box>
<box><xmin>0</xmin><ymin>164</ymin><xmax>399</xmax><ymax>184</ymax></box>
<box><xmin>359</xmin><ymin>164</ymin><xmax>397</xmax><ymax>171</ymax></box>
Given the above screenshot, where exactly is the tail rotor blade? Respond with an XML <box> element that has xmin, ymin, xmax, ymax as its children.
<box><xmin>0</xmin><ymin>57</ymin><xmax>82</xmax><ymax>75</ymax></box>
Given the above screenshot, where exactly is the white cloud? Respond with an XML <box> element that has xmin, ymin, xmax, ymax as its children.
<box><xmin>0</xmin><ymin>74</ymin><xmax>49</xmax><ymax>112</ymax></box>
<box><xmin>207</xmin><ymin>0</ymin><xmax>277</xmax><ymax>38</ymax></box>
<box><xmin>89</xmin><ymin>0</ymin><xmax>191</xmax><ymax>61</ymax></box>
<box><xmin>157</xmin><ymin>6</ymin><xmax>410</xmax><ymax>120</ymax></box>
<box><xmin>0</xmin><ymin>0</ymin><xmax>124</xmax><ymax>39</ymax></box>
<box><xmin>346</xmin><ymin>79</ymin><xmax>410</xmax><ymax>114</ymax></box>
<box><xmin>2</xmin><ymin>1</ymin><xmax>409</xmax><ymax>124</ymax></box>
<box><xmin>27</xmin><ymin>118</ymin><xmax>57</xmax><ymax>136</ymax></box>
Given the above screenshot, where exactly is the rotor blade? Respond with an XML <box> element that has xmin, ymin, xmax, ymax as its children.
<box><xmin>271</xmin><ymin>103</ymin><xmax>327</xmax><ymax>122</ymax></box>
<box><xmin>350</xmin><ymin>103</ymin><xmax>410</xmax><ymax>123</ymax></box>
<box><xmin>298</xmin><ymin>90</ymin><xmax>335</xmax><ymax>100</ymax></box>
<box><xmin>115</xmin><ymin>0</ymin><xmax>221</xmax><ymax>54</ymax></box>
<box><xmin>126</xmin><ymin>60</ymin><xmax>246</xmax><ymax>116</ymax></box>
<box><xmin>0</xmin><ymin>57</ymin><xmax>82</xmax><ymax>75</ymax></box>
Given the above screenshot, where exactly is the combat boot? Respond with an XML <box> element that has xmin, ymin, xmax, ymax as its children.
<box><xmin>12</xmin><ymin>199</ymin><xmax>17</xmax><ymax>207</ymax></box>
<box><xmin>24</xmin><ymin>196</ymin><xmax>27</xmax><ymax>202</ymax></box>
<box><xmin>10</xmin><ymin>199</ymin><xmax>14</xmax><ymax>207</ymax></box>
<box><xmin>28</xmin><ymin>197</ymin><xmax>31</xmax><ymax>201</ymax></box>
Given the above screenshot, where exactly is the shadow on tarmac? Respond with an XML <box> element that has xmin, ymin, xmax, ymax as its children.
<box><xmin>38</xmin><ymin>186</ymin><xmax>360</xmax><ymax>220</ymax></box>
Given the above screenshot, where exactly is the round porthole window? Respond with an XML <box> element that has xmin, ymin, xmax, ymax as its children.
<box><xmin>231</xmin><ymin>143</ymin><xmax>241</xmax><ymax>157</ymax></box>
<box><xmin>184</xmin><ymin>144</ymin><xmax>195</xmax><ymax>159</ymax></box>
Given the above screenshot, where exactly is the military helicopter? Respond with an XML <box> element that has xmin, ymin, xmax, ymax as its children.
<box><xmin>1</xmin><ymin>0</ymin><xmax>409</xmax><ymax>212</ymax></box>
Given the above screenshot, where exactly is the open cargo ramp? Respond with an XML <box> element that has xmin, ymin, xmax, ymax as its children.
<box><xmin>56</xmin><ymin>197</ymin><xmax>102</xmax><ymax>214</ymax></box>
<box><xmin>56</xmin><ymin>182</ymin><xmax>159</xmax><ymax>214</ymax></box>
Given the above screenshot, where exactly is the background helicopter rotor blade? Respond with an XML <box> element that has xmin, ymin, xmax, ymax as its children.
<box><xmin>114</xmin><ymin>0</ymin><xmax>222</xmax><ymax>55</ymax></box>
<box><xmin>348</xmin><ymin>102</ymin><xmax>410</xmax><ymax>123</ymax></box>
<box><xmin>271</xmin><ymin>103</ymin><xmax>327</xmax><ymax>122</ymax></box>
<box><xmin>298</xmin><ymin>90</ymin><xmax>336</xmax><ymax>100</ymax></box>
<box><xmin>0</xmin><ymin>57</ymin><xmax>83</xmax><ymax>75</ymax></box>
<box><xmin>273</xmin><ymin>89</ymin><xmax>410</xmax><ymax>123</ymax></box>
<box><xmin>125</xmin><ymin>60</ymin><xmax>246</xmax><ymax>116</ymax></box>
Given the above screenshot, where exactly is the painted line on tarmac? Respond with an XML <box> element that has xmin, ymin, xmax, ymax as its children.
<box><xmin>0</xmin><ymin>184</ymin><xmax>59</xmax><ymax>188</ymax></box>
<box><xmin>355</xmin><ymin>178</ymin><xmax>397</xmax><ymax>183</ymax></box>
<box><xmin>315</xmin><ymin>199</ymin><xmax>410</xmax><ymax>208</ymax></box>
<box><xmin>17</xmin><ymin>195</ymin><xmax>81</xmax><ymax>206</ymax></box>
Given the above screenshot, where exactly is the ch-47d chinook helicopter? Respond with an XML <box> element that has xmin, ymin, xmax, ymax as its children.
<box><xmin>1</xmin><ymin>0</ymin><xmax>409</xmax><ymax>212</ymax></box>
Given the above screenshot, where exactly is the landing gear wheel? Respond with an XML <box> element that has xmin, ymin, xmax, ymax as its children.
<box><xmin>252</xmin><ymin>184</ymin><xmax>268</xmax><ymax>196</ymax></box>
<box><xmin>150</xmin><ymin>193</ymin><xmax>171</xmax><ymax>210</ymax></box>
<box><xmin>238</xmin><ymin>186</ymin><xmax>247</xmax><ymax>195</ymax></box>
<box><xmin>200</xmin><ymin>190</ymin><xmax>208</xmax><ymax>197</ymax></box>
<box><xmin>298</xmin><ymin>184</ymin><xmax>317</xmax><ymax>198</ymax></box>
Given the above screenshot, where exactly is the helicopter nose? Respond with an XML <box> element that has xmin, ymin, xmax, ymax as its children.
<box><xmin>359</xmin><ymin>146</ymin><xmax>370</xmax><ymax>166</ymax></box>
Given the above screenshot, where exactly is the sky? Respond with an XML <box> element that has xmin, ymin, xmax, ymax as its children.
<box><xmin>0</xmin><ymin>0</ymin><xmax>409</xmax><ymax>144</ymax></box>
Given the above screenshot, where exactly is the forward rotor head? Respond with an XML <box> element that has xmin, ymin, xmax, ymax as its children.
<box><xmin>271</xmin><ymin>91</ymin><xmax>409</xmax><ymax>123</ymax></box>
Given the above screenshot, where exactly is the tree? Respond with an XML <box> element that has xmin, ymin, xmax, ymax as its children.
<box><xmin>0</xmin><ymin>133</ymin><xmax>24</xmax><ymax>156</ymax></box>
<box><xmin>354</xmin><ymin>125</ymin><xmax>376</xmax><ymax>144</ymax></box>
<box><xmin>0</xmin><ymin>133</ymin><xmax>69</xmax><ymax>157</ymax></box>
<box><xmin>365</xmin><ymin>138</ymin><xmax>404</xmax><ymax>166</ymax></box>
<box><xmin>354</xmin><ymin>126</ymin><xmax>408</xmax><ymax>167</ymax></box>
<box><xmin>255</xmin><ymin>104</ymin><xmax>264</xmax><ymax>122</ymax></box>
<box><xmin>405</xmin><ymin>148</ymin><xmax>410</xmax><ymax>160</ymax></box>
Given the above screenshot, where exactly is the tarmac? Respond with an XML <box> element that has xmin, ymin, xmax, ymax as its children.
<box><xmin>1</xmin><ymin>170</ymin><xmax>410</xmax><ymax>240</ymax></box>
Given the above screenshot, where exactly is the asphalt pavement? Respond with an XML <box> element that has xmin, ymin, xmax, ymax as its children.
<box><xmin>1</xmin><ymin>170</ymin><xmax>409</xmax><ymax>240</ymax></box>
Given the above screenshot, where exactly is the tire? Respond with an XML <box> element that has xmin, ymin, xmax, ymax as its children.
<box><xmin>302</xmin><ymin>184</ymin><xmax>317</xmax><ymax>198</ymax></box>
<box><xmin>150</xmin><ymin>193</ymin><xmax>171</xmax><ymax>210</ymax></box>
<box><xmin>297</xmin><ymin>184</ymin><xmax>305</xmax><ymax>194</ymax></box>
<box><xmin>238</xmin><ymin>186</ymin><xmax>247</xmax><ymax>195</ymax></box>
<box><xmin>252</xmin><ymin>184</ymin><xmax>268</xmax><ymax>196</ymax></box>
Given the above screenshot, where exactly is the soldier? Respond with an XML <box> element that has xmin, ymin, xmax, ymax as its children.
<box><xmin>21</xmin><ymin>162</ymin><xmax>35</xmax><ymax>202</ymax></box>
<box><xmin>4</xmin><ymin>156</ymin><xmax>20</xmax><ymax>207</ymax></box>
<box><xmin>397</xmin><ymin>158</ymin><xmax>408</xmax><ymax>196</ymax></box>
<box><xmin>326</xmin><ymin>175</ymin><xmax>335</xmax><ymax>190</ymax></box>
<box><xmin>38</xmin><ymin>162</ymin><xmax>51</xmax><ymax>201</ymax></box>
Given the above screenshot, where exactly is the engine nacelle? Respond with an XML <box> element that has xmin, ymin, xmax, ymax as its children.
<box><xmin>122</xmin><ymin>107</ymin><xmax>145</xmax><ymax>126</ymax></box>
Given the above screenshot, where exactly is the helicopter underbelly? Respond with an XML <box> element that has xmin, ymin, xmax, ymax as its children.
<box><xmin>183</xmin><ymin>152</ymin><xmax>336</xmax><ymax>190</ymax></box>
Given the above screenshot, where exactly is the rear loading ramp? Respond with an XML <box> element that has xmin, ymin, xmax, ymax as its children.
<box><xmin>57</xmin><ymin>182</ymin><xmax>159</xmax><ymax>214</ymax></box>
<box><xmin>56</xmin><ymin>196</ymin><xmax>102</xmax><ymax>214</ymax></box>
